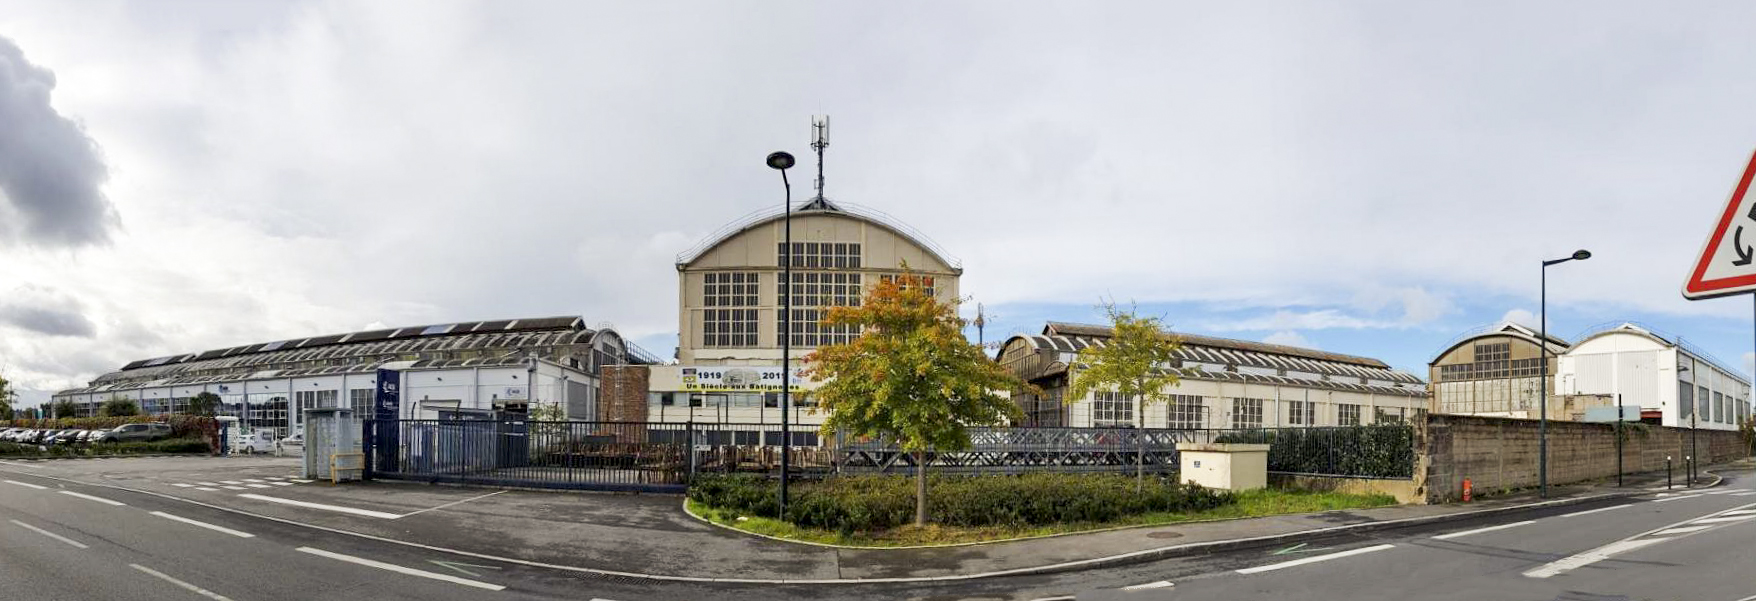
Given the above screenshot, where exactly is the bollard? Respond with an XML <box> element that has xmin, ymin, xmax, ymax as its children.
<box><xmin>1687</xmin><ymin>455</ymin><xmax>1694</xmax><ymax>488</ymax></box>
<box><xmin>1667</xmin><ymin>456</ymin><xmax>1673</xmax><ymax>490</ymax></box>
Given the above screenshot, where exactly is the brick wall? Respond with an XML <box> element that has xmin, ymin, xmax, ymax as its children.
<box><xmin>1423</xmin><ymin>414</ymin><xmax>1748</xmax><ymax>503</ymax></box>
<box><xmin>600</xmin><ymin>365</ymin><xmax>650</xmax><ymax>423</ymax></box>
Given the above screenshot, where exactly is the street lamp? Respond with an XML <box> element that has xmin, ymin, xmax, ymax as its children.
<box><xmin>767</xmin><ymin>150</ymin><xmax>796</xmax><ymax>516</ymax></box>
<box><xmin>1539</xmin><ymin>249</ymin><xmax>1591</xmax><ymax>499</ymax></box>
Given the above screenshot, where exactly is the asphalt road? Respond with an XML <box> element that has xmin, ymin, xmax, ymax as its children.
<box><xmin>1</xmin><ymin>461</ymin><xmax>1752</xmax><ymax>601</ymax></box>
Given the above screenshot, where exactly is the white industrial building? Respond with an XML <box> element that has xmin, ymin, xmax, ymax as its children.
<box><xmin>1556</xmin><ymin>323</ymin><xmax>1750</xmax><ymax>431</ymax></box>
<box><xmin>51</xmin><ymin>316</ymin><xmax>655</xmax><ymax>439</ymax></box>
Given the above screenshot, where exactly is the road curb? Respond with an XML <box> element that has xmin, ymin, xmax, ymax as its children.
<box><xmin>0</xmin><ymin>465</ymin><xmax>1702</xmax><ymax>585</ymax></box>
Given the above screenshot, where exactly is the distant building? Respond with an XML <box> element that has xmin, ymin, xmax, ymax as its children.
<box><xmin>1556</xmin><ymin>323</ymin><xmax>1750</xmax><ymax>431</ymax></box>
<box><xmin>1428</xmin><ymin>322</ymin><xmax>1570</xmax><ymax>418</ymax></box>
<box><xmin>996</xmin><ymin>322</ymin><xmax>1429</xmax><ymax>429</ymax></box>
<box><xmin>52</xmin><ymin>317</ymin><xmax>654</xmax><ymax>439</ymax></box>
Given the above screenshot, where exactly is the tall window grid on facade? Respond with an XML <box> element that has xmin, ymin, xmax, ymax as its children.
<box><xmin>778</xmin><ymin>272</ymin><xmax>864</xmax><ymax>347</ymax></box>
<box><xmin>1168</xmin><ymin>395</ymin><xmax>1204</xmax><ymax>429</ymax></box>
<box><xmin>1338</xmin><ymin>403</ymin><xmax>1362</xmax><ymax>426</ymax></box>
<box><xmin>1699</xmin><ymin>386</ymin><xmax>1709</xmax><ymax>424</ymax></box>
<box><xmin>292</xmin><ymin>390</ymin><xmax>338</xmax><ymax>425</ymax></box>
<box><xmin>1375</xmin><ymin>406</ymin><xmax>1407</xmax><ymax>424</ymax></box>
<box><xmin>778</xmin><ymin>242</ymin><xmax>862</xmax><ymax>269</ymax></box>
<box><xmin>703</xmin><ymin>272</ymin><xmax>760</xmax><ymax>347</ymax></box>
<box><xmin>1232</xmin><ymin>398</ymin><xmax>1264</xmax><ymax>429</ymax></box>
<box><xmin>349</xmin><ymin>389</ymin><xmax>373</xmax><ymax>421</ymax></box>
<box><xmin>1093</xmin><ymin>391</ymin><xmax>1133</xmax><ymax>427</ymax></box>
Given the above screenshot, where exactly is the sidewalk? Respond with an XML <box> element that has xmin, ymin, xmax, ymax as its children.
<box><xmin>12</xmin><ymin>456</ymin><xmax>1748</xmax><ymax>582</ymax></box>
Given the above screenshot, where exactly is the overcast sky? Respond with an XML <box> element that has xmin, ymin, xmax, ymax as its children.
<box><xmin>7</xmin><ymin>1</ymin><xmax>1756</xmax><ymax>407</ymax></box>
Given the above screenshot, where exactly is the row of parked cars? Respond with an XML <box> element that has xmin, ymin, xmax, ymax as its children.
<box><xmin>0</xmin><ymin>423</ymin><xmax>175</xmax><ymax>446</ymax></box>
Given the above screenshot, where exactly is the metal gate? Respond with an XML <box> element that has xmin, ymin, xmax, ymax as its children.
<box><xmin>364</xmin><ymin>419</ymin><xmax>734</xmax><ymax>493</ymax></box>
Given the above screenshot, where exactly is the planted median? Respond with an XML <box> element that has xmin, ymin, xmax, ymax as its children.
<box><xmin>686</xmin><ymin>473</ymin><xmax>1395</xmax><ymax>547</ymax></box>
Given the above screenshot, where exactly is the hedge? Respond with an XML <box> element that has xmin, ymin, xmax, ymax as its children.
<box><xmin>1213</xmin><ymin>425</ymin><xmax>1415</xmax><ymax>478</ymax></box>
<box><xmin>0</xmin><ymin>437</ymin><xmax>212</xmax><ymax>458</ymax></box>
<box><xmin>5</xmin><ymin>415</ymin><xmax>216</xmax><ymax>440</ymax></box>
<box><xmin>690</xmin><ymin>473</ymin><xmax>1235</xmax><ymax>533</ymax></box>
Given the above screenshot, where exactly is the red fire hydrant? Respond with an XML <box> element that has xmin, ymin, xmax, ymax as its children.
<box><xmin>1463</xmin><ymin>478</ymin><xmax>1473</xmax><ymax>503</ymax></box>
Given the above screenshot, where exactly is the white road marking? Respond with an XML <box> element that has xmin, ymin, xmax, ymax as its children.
<box><xmin>195</xmin><ymin>482</ymin><xmax>218</xmax><ymax>486</ymax></box>
<box><xmin>130</xmin><ymin>564</ymin><xmax>235</xmax><ymax>601</ymax></box>
<box><xmin>395</xmin><ymin>490</ymin><xmax>507</xmax><ymax>519</ymax></box>
<box><xmin>1721</xmin><ymin>509</ymin><xmax>1756</xmax><ymax>516</ymax></box>
<box><xmin>1562</xmin><ymin>504</ymin><xmax>1631</xmax><ymax>518</ymax></box>
<box><xmin>1525</xmin><ymin>539</ymin><xmax>1662</xmax><ymax>578</ymax></box>
<box><xmin>245</xmin><ymin>484</ymin><xmax>272</xmax><ymax>489</ymax></box>
<box><xmin>272</xmin><ymin>482</ymin><xmax>293</xmax><ymax>486</ymax></box>
<box><xmin>221</xmin><ymin>486</ymin><xmax>246</xmax><ymax>491</ymax></box>
<box><xmin>149</xmin><ymin>512</ymin><xmax>255</xmax><ymax>538</ymax></box>
<box><xmin>296</xmin><ymin>547</ymin><xmax>505</xmax><ymax>591</ymax></box>
<box><xmin>0</xmin><ymin>460</ymin><xmax>42</xmax><ymax>468</ymax></box>
<box><xmin>219</xmin><ymin>481</ymin><xmax>243</xmax><ymax>485</ymax></box>
<box><xmin>288</xmin><ymin>479</ymin><xmax>313</xmax><ymax>483</ymax></box>
<box><xmin>1433</xmin><ymin>520</ymin><xmax>1537</xmax><ymax>540</ymax></box>
<box><xmin>1688</xmin><ymin>515</ymin><xmax>1756</xmax><ymax>525</ymax></box>
<box><xmin>57</xmin><ymin>490</ymin><xmax>125</xmax><ymax>506</ymax></box>
<box><xmin>1122</xmin><ymin>580</ymin><xmax>1174</xmax><ymax>591</ymax></box>
<box><xmin>1655</xmin><ymin>494</ymin><xmax>1705</xmax><ymax>503</ymax></box>
<box><xmin>1734</xmin><ymin>492</ymin><xmax>1756</xmax><ymax>497</ymax></box>
<box><xmin>195</xmin><ymin>488</ymin><xmax>219</xmax><ymax>492</ymax></box>
<box><xmin>238</xmin><ymin>494</ymin><xmax>402</xmax><ymax>519</ymax></box>
<box><xmin>1236</xmin><ymin>544</ymin><xmax>1395</xmax><ymax>574</ymax></box>
<box><xmin>4</xmin><ymin>479</ymin><xmax>48</xmax><ymax>490</ymax></box>
<box><xmin>1654</xmin><ymin>525</ymin><xmax>1716</xmax><ymax>535</ymax></box>
<box><xmin>10</xmin><ymin>519</ymin><xmax>88</xmax><ymax>549</ymax></box>
<box><xmin>171</xmin><ymin>483</ymin><xmax>194</xmax><ymax>488</ymax></box>
<box><xmin>1026</xmin><ymin>597</ymin><xmax>1076</xmax><ymax>601</ymax></box>
<box><xmin>242</xmin><ymin>479</ymin><xmax>264</xmax><ymax>483</ymax></box>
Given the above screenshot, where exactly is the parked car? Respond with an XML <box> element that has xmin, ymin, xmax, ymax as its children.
<box><xmin>43</xmin><ymin>430</ymin><xmax>78</xmax><ymax>445</ymax></box>
<box><xmin>77</xmin><ymin>430</ymin><xmax>103</xmax><ymax>445</ymax></box>
<box><xmin>53</xmin><ymin>430</ymin><xmax>87</xmax><ymax>446</ymax></box>
<box><xmin>276</xmin><ymin>432</ymin><xmax>303</xmax><ymax>456</ymax></box>
<box><xmin>0</xmin><ymin>428</ymin><xmax>24</xmax><ymax>442</ymax></box>
<box><xmin>231</xmin><ymin>430</ymin><xmax>276</xmax><ymax>454</ymax></box>
<box><xmin>96</xmin><ymin>423</ymin><xmax>173</xmax><ymax>444</ymax></box>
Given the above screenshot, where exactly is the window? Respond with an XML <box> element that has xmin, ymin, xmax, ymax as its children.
<box><xmin>1375</xmin><ymin>406</ymin><xmax>1407</xmax><ymax>424</ymax></box>
<box><xmin>1232</xmin><ymin>398</ymin><xmax>1263</xmax><ymax>429</ymax></box>
<box><xmin>1339</xmin><ymin>404</ymin><xmax>1362</xmax><ymax>426</ymax></box>
<box><xmin>780</xmin><ymin>308</ymin><xmax>862</xmax><ymax>347</ymax></box>
<box><xmin>880</xmin><ymin>274</ymin><xmax>936</xmax><ymax>297</ymax></box>
<box><xmin>779</xmin><ymin>242</ymin><xmax>861</xmax><ymax>269</ymax></box>
<box><xmin>1168</xmin><ymin>395</ymin><xmax>1204</xmax><ymax>429</ymax></box>
<box><xmin>1699</xmin><ymin>386</ymin><xmax>1710</xmax><ymax>424</ymax></box>
<box><xmin>1093</xmin><ymin>391</ymin><xmax>1134</xmax><ymax>427</ymax></box>
<box><xmin>349</xmin><ymin>388</ymin><xmax>373</xmax><ymax>418</ymax></box>
<box><xmin>293</xmin><ymin>390</ymin><xmax>338</xmax><ymax>425</ymax></box>
<box><xmin>1474</xmin><ymin>342</ymin><xmax>1509</xmax><ymax>363</ymax></box>
<box><xmin>703</xmin><ymin>272</ymin><xmax>761</xmax><ymax>347</ymax></box>
<box><xmin>1715</xmin><ymin>392</ymin><xmax>1726</xmax><ymax>423</ymax></box>
<box><xmin>778</xmin><ymin>272</ymin><xmax>864</xmax><ymax>347</ymax></box>
<box><xmin>1287</xmin><ymin>399</ymin><xmax>1311</xmax><ymax>425</ymax></box>
<box><xmin>1679</xmin><ymin>382</ymin><xmax>1695</xmax><ymax>419</ymax></box>
<box><xmin>703</xmin><ymin>272</ymin><xmax>760</xmax><ymax>307</ymax></box>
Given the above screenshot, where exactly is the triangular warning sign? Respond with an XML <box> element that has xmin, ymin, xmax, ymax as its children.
<box><xmin>1683</xmin><ymin>147</ymin><xmax>1756</xmax><ymax>300</ymax></box>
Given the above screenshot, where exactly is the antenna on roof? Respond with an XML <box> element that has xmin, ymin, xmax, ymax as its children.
<box><xmin>810</xmin><ymin>115</ymin><xmax>830</xmax><ymax>204</ymax></box>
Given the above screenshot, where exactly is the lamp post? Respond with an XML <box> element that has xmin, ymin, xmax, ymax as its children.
<box><xmin>1540</xmin><ymin>249</ymin><xmax>1591</xmax><ymax>499</ymax></box>
<box><xmin>766</xmin><ymin>150</ymin><xmax>796</xmax><ymax>516</ymax></box>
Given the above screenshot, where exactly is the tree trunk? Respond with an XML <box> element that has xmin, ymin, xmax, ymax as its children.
<box><xmin>915</xmin><ymin>450</ymin><xmax>928</xmax><ymax>527</ymax></box>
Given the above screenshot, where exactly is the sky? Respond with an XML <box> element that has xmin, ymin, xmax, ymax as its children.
<box><xmin>6</xmin><ymin>1</ymin><xmax>1756</xmax><ymax>407</ymax></box>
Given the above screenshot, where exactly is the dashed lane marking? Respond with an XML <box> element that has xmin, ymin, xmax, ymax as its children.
<box><xmin>1655</xmin><ymin>494</ymin><xmax>1706</xmax><ymax>503</ymax></box>
<box><xmin>1236</xmin><ymin>544</ymin><xmax>1395</xmax><ymax>574</ymax></box>
<box><xmin>296</xmin><ymin>547</ymin><xmax>505</xmax><ymax>591</ymax></box>
<box><xmin>245</xmin><ymin>484</ymin><xmax>272</xmax><ymax>489</ymax></box>
<box><xmin>130</xmin><ymin>564</ymin><xmax>235</xmax><ymax>601</ymax></box>
<box><xmin>1653</xmin><ymin>525</ymin><xmax>1715</xmax><ymax>535</ymax></box>
<box><xmin>10</xmin><ymin>519</ymin><xmax>88</xmax><ymax>549</ymax></box>
<box><xmin>1562</xmin><ymin>504</ymin><xmax>1631</xmax><ymax>518</ymax></box>
<box><xmin>195</xmin><ymin>482</ymin><xmax>218</xmax><ymax>486</ymax></box>
<box><xmin>58</xmin><ymin>490</ymin><xmax>125</xmax><ymax>506</ymax></box>
<box><xmin>1433</xmin><ymin>520</ymin><xmax>1537</xmax><ymax>540</ymax></box>
<box><xmin>1122</xmin><ymin>580</ymin><xmax>1174</xmax><ymax>591</ymax></box>
<box><xmin>150</xmin><ymin>511</ymin><xmax>255</xmax><ymax>538</ymax></box>
<box><xmin>4</xmin><ymin>480</ymin><xmax>48</xmax><ymax>490</ymax></box>
<box><xmin>221</xmin><ymin>486</ymin><xmax>246</xmax><ymax>491</ymax></box>
<box><xmin>219</xmin><ymin>481</ymin><xmax>243</xmax><ymax>485</ymax></box>
<box><xmin>237</xmin><ymin>494</ymin><xmax>402</xmax><ymax>519</ymax></box>
<box><xmin>0</xmin><ymin>460</ymin><xmax>42</xmax><ymax>468</ymax></box>
<box><xmin>195</xmin><ymin>488</ymin><xmax>219</xmax><ymax>492</ymax></box>
<box><xmin>171</xmin><ymin>484</ymin><xmax>193</xmax><ymax>488</ymax></box>
<box><xmin>272</xmin><ymin>482</ymin><xmax>293</xmax><ymax>486</ymax></box>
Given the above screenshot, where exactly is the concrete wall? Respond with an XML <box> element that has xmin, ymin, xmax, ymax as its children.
<box><xmin>1423</xmin><ymin>413</ymin><xmax>1748</xmax><ymax>503</ymax></box>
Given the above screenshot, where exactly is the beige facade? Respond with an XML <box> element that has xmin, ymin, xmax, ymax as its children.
<box><xmin>674</xmin><ymin>203</ymin><xmax>962</xmax><ymax>365</ymax></box>
<box><xmin>1428</xmin><ymin>323</ymin><xmax>1567</xmax><ymax>418</ymax></box>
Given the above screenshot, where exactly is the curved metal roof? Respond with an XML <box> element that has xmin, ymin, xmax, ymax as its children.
<box><xmin>1002</xmin><ymin>331</ymin><xmax>1427</xmax><ymax>397</ymax></box>
<box><xmin>674</xmin><ymin>201</ymin><xmax>962</xmax><ymax>272</ymax></box>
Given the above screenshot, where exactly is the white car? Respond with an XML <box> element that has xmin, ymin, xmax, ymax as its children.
<box><xmin>231</xmin><ymin>430</ymin><xmax>277</xmax><ymax>454</ymax></box>
<box><xmin>276</xmin><ymin>433</ymin><xmax>304</xmax><ymax>456</ymax></box>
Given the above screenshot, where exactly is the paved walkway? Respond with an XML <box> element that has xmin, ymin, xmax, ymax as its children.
<box><xmin>1</xmin><ymin>455</ymin><xmax>1745</xmax><ymax>581</ymax></box>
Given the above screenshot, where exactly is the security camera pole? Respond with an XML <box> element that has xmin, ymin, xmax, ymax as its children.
<box><xmin>766</xmin><ymin>150</ymin><xmax>796</xmax><ymax>515</ymax></box>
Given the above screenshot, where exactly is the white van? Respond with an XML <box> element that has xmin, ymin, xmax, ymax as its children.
<box><xmin>232</xmin><ymin>430</ymin><xmax>276</xmax><ymax>454</ymax></box>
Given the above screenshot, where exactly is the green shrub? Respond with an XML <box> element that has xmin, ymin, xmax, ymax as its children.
<box><xmin>1215</xmin><ymin>425</ymin><xmax>1414</xmax><ymax>478</ymax></box>
<box><xmin>689</xmin><ymin>473</ymin><xmax>1236</xmax><ymax>533</ymax></box>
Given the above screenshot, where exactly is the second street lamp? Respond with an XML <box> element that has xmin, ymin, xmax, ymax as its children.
<box><xmin>766</xmin><ymin>150</ymin><xmax>796</xmax><ymax>516</ymax></box>
<box><xmin>1539</xmin><ymin>248</ymin><xmax>1591</xmax><ymax>499</ymax></box>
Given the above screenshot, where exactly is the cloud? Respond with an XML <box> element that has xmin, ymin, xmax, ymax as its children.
<box><xmin>0</xmin><ymin>35</ymin><xmax>117</xmax><ymax>248</ymax></box>
<box><xmin>1263</xmin><ymin>331</ymin><xmax>1316</xmax><ymax>349</ymax></box>
<box><xmin>1197</xmin><ymin>309</ymin><xmax>1392</xmax><ymax>332</ymax></box>
<box><xmin>1500</xmin><ymin>308</ymin><xmax>1547</xmax><ymax>332</ymax></box>
<box><xmin>0</xmin><ymin>285</ymin><xmax>95</xmax><ymax>337</ymax></box>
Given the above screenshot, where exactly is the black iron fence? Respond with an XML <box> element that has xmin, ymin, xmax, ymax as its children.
<box><xmin>362</xmin><ymin>419</ymin><xmax>1417</xmax><ymax>492</ymax></box>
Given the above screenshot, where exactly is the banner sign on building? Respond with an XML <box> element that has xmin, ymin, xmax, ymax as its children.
<box><xmin>679</xmin><ymin>366</ymin><xmax>808</xmax><ymax>392</ymax></box>
<box><xmin>374</xmin><ymin>369</ymin><xmax>401</xmax><ymax>421</ymax></box>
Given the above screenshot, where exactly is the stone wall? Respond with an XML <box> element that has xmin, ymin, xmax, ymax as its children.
<box><xmin>1423</xmin><ymin>414</ymin><xmax>1748</xmax><ymax>503</ymax></box>
<box><xmin>599</xmin><ymin>365</ymin><xmax>650</xmax><ymax>424</ymax></box>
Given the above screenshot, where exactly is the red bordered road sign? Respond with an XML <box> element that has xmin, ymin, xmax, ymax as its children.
<box><xmin>1683</xmin><ymin>147</ymin><xmax>1756</xmax><ymax>300</ymax></box>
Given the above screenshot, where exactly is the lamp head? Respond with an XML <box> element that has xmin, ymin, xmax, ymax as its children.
<box><xmin>1572</xmin><ymin>249</ymin><xmax>1592</xmax><ymax>261</ymax></box>
<box><xmin>766</xmin><ymin>151</ymin><xmax>796</xmax><ymax>170</ymax></box>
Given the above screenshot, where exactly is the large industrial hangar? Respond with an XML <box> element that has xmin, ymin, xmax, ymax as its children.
<box><xmin>51</xmin><ymin>316</ymin><xmax>654</xmax><ymax>439</ymax></box>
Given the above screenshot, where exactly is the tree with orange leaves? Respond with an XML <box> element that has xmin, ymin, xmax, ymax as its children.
<box><xmin>805</xmin><ymin>270</ymin><xmax>1030</xmax><ymax>527</ymax></box>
